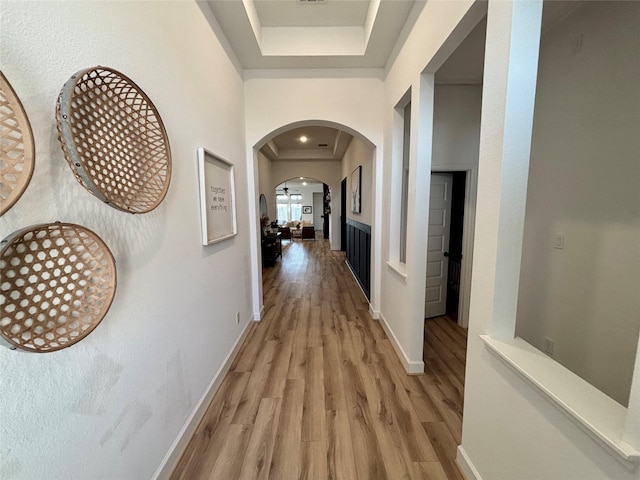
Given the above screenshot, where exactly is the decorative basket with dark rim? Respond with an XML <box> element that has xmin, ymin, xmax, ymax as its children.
<box><xmin>0</xmin><ymin>223</ymin><xmax>117</xmax><ymax>352</ymax></box>
<box><xmin>56</xmin><ymin>66</ymin><xmax>171</xmax><ymax>214</ymax></box>
<box><xmin>1</xmin><ymin>71</ymin><xmax>35</xmax><ymax>216</ymax></box>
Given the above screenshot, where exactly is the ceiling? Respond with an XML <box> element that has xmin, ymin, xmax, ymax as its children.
<box><xmin>435</xmin><ymin>17</ymin><xmax>486</xmax><ymax>84</ymax></box>
<box><xmin>254</xmin><ymin>0</ymin><xmax>369</xmax><ymax>27</ymax></box>
<box><xmin>430</xmin><ymin>2</ymin><xmax>586</xmax><ymax>84</ymax></box>
<box><xmin>276</xmin><ymin>177</ymin><xmax>324</xmax><ymax>191</ymax></box>
<box><xmin>204</xmin><ymin>0</ymin><xmax>421</xmax><ymax>70</ymax></box>
<box><xmin>244</xmin><ymin>0</ymin><xmax>483</xmax><ymax>160</ymax></box>
<box><xmin>217</xmin><ymin>0</ymin><xmax>584</xmax><ymax>162</ymax></box>
<box><xmin>204</xmin><ymin>0</ymin><xmax>586</xmax><ymax>73</ymax></box>
<box><xmin>261</xmin><ymin>125</ymin><xmax>353</xmax><ymax>161</ymax></box>
<box><xmin>206</xmin><ymin>0</ymin><xmax>417</xmax><ymax>160</ymax></box>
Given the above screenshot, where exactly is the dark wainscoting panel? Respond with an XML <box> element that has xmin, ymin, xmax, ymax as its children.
<box><xmin>346</xmin><ymin>218</ymin><xmax>371</xmax><ymax>299</ymax></box>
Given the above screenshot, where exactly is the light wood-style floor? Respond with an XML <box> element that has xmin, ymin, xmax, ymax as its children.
<box><xmin>171</xmin><ymin>235</ymin><xmax>467</xmax><ymax>479</ymax></box>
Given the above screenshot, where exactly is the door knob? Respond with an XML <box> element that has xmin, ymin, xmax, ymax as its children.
<box><xmin>444</xmin><ymin>251</ymin><xmax>449</xmax><ymax>257</ymax></box>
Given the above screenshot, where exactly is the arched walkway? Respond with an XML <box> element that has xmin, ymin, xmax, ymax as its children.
<box><xmin>249</xmin><ymin>120</ymin><xmax>381</xmax><ymax>322</ymax></box>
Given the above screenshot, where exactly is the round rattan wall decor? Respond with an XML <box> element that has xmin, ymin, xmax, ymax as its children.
<box><xmin>1</xmin><ymin>71</ymin><xmax>35</xmax><ymax>216</ymax></box>
<box><xmin>0</xmin><ymin>222</ymin><xmax>117</xmax><ymax>352</ymax></box>
<box><xmin>56</xmin><ymin>66</ymin><xmax>171</xmax><ymax>214</ymax></box>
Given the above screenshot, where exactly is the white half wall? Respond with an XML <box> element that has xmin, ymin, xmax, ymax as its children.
<box><xmin>0</xmin><ymin>2</ymin><xmax>251</xmax><ymax>479</ymax></box>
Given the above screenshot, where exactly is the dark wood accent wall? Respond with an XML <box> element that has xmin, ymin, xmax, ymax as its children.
<box><xmin>345</xmin><ymin>218</ymin><xmax>371</xmax><ymax>299</ymax></box>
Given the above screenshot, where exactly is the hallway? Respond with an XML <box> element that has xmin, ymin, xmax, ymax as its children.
<box><xmin>171</xmin><ymin>237</ymin><xmax>466</xmax><ymax>479</ymax></box>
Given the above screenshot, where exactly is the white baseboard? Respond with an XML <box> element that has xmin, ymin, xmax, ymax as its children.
<box><xmin>378</xmin><ymin>312</ymin><xmax>424</xmax><ymax>374</ymax></box>
<box><xmin>253</xmin><ymin>305</ymin><xmax>264</xmax><ymax>322</ymax></box>
<box><xmin>457</xmin><ymin>445</ymin><xmax>482</xmax><ymax>480</ymax></box>
<box><xmin>152</xmin><ymin>319</ymin><xmax>253</xmax><ymax>480</ymax></box>
<box><xmin>369</xmin><ymin>304</ymin><xmax>380</xmax><ymax>320</ymax></box>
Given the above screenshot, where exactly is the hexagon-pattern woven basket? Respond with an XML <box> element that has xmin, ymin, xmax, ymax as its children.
<box><xmin>0</xmin><ymin>223</ymin><xmax>117</xmax><ymax>352</ymax></box>
<box><xmin>1</xmin><ymin>71</ymin><xmax>35</xmax><ymax>216</ymax></box>
<box><xmin>56</xmin><ymin>66</ymin><xmax>171</xmax><ymax>214</ymax></box>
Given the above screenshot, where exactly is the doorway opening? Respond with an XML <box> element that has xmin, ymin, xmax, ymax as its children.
<box><xmin>274</xmin><ymin>178</ymin><xmax>324</xmax><ymax>229</ymax></box>
<box><xmin>251</xmin><ymin>119</ymin><xmax>378</xmax><ymax>320</ymax></box>
<box><xmin>423</xmin><ymin>168</ymin><xmax>473</xmax><ymax>462</ymax></box>
<box><xmin>425</xmin><ymin>171</ymin><xmax>466</xmax><ymax>321</ymax></box>
<box><xmin>446</xmin><ymin>171</ymin><xmax>466</xmax><ymax>321</ymax></box>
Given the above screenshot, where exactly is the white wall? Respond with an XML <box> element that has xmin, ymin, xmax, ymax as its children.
<box><xmin>257</xmin><ymin>151</ymin><xmax>275</xmax><ymax>223</ymax></box>
<box><xmin>342</xmin><ymin>136</ymin><xmax>374</xmax><ymax>226</ymax></box>
<box><xmin>0</xmin><ymin>2</ymin><xmax>251</xmax><ymax>479</ymax></box>
<box><xmin>244</xmin><ymin>76</ymin><xmax>385</xmax><ymax>316</ymax></box>
<box><xmin>516</xmin><ymin>3</ymin><xmax>640</xmax><ymax>407</ymax></box>
<box><xmin>432</xmin><ymin>84</ymin><xmax>482</xmax><ymax>170</ymax></box>
<box><xmin>244</xmin><ymin>76</ymin><xmax>383</xmax><ymax>249</ymax></box>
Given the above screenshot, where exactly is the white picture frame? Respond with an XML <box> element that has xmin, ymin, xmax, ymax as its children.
<box><xmin>197</xmin><ymin>147</ymin><xmax>237</xmax><ymax>245</ymax></box>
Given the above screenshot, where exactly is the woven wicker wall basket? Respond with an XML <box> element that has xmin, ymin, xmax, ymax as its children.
<box><xmin>1</xmin><ymin>71</ymin><xmax>35</xmax><ymax>216</ymax></box>
<box><xmin>56</xmin><ymin>66</ymin><xmax>171</xmax><ymax>214</ymax></box>
<box><xmin>0</xmin><ymin>223</ymin><xmax>117</xmax><ymax>352</ymax></box>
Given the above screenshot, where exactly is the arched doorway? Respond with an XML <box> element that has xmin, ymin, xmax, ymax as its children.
<box><xmin>272</xmin><ymin>177</ymin><xmax>326</xmax><ymax>236</ymax></box>
<box><xmin>249</xmin><ymin>120</ymin><xmax>379</xmax><ymax>320</ymax></box>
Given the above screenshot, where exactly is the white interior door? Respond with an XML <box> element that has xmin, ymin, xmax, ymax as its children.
<box><xmin>312</xmin><ymin>192</ymin><xmax>323</xmax><ymax>230</ymax></box>
<box><xmin>425</xmin><ymin>173</ymin><xmax>453</xmax><ymax>318</ymax></box>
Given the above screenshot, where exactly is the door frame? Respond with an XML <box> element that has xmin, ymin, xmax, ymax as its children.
<box><xmin>431</xmin><ymin>166</ymin><xmax>477</xmax><ymax>328</ymax></box>
<box><xmin>312</xmin><ymin>191</ymin><xmax>324</xmax><ymax>230</ymax></box>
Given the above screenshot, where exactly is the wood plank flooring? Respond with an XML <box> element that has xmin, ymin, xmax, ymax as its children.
<box><xmin>171</xmin><ymin>235</ymin><xmax>468</xmax><ymax>479</ymax></box>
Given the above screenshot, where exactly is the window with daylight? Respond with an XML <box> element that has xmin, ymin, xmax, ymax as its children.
<box><xmin>276</xmin><ymin>194</ymin><xmax>303</xmax><ymax>222</ymax></box>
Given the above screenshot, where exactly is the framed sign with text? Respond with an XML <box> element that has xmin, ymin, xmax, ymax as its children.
<box><xmin>198</xmin><ymin>147</ymin><xmax>237</xmax><ymax>245</ymax></box>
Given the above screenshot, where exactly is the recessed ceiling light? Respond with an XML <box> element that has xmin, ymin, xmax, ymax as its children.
<box><xmin>300</xmin><ymin>177</ymin><xmax>304</xmax><ymax>180</ymax></box>
<box><xmin>303</xmin><ymin>181</ymin><xmax>307</xmax><ymax>186</ymax></box>
<box><xmin>299</xmin><ymin>135</ymin><xmax>308</xmax><ymax>143</ymax></box>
